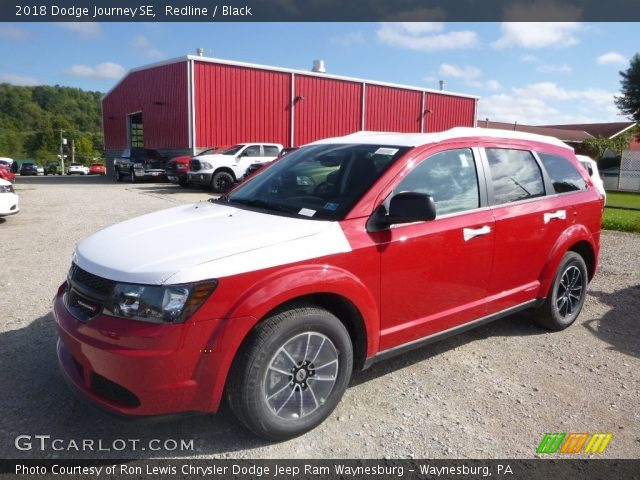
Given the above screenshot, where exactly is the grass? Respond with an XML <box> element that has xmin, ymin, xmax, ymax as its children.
<box><xmin>601</xmin><ymin>191</ymin><xmax>640</xmax><ymax>233</ymax></box>
<box><xmin>606</xmin><ymin>191</ymin><xmax>640</xmax><ymax>209</ymax></box>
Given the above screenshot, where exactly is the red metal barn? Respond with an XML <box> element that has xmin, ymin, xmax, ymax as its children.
<box><xmin>102</xmin><ymin>56</ymin><xmax>478</xmax><ymax>164</ymax></box>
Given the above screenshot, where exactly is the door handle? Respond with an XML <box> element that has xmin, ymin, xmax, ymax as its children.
<box><xmin>543</xmin><ymin>209</ymin><xmax>566</xmax><ymax>224</ymax></box>
<box><xmin>463</xmin><ymin>225</ymin><xmax>491</xmax><ymax>241</ymax></box>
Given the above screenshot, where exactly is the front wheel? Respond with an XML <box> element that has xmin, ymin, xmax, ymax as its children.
<box><xmin>533</xmin><ymin>251</ymin><xmax>588</xmax><ymax>331</ymax></box>
<box><xmin>227</xmin><ymin>306</ymin><xmax>353</xmax><ymax>440</ymax></box>
<box><xmin>211</xmin><ymin>171</ymin><xmax>234</xmax><ymax>193</ymax></box>
<box><xmin>130</xmin><ymin>169</ymin><xmax>138</xmax><ymax>183</ymax></box>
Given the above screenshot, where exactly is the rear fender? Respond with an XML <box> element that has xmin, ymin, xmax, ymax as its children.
<box><xmin>537</xmin><ymin>224</ymin><xmax>596</xmax><ymax>298</ymax></box>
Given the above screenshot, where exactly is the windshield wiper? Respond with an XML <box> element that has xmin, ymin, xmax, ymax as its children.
<box><xmin>228</xmin><ymin>198</ymin><xmax>288</xmax><ymax>213</ymax></box>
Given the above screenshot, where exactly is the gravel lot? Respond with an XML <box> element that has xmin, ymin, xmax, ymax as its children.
<box><xmin>1</xmin><ymin>176</ymin><xmax>639</xmax><ymax>459</ymax></box>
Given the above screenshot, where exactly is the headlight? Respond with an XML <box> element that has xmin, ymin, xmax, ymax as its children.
<box><xmin>201</xmin><ymin>162</ymin><xmax>213</xmax><ymax>170</ymax></box>
<box><xmin>0</xmin><ymin>185</ymin><xmax>14</xmax><ymax>193</ymax></box>
<box><xmin>103</xmin><ymin>280</ymin><xmax>217</xmax><ymax>324</ymax></box>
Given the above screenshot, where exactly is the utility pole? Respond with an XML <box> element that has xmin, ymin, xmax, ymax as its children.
<box><xmin>59</xmin><ymin>129</ymin><xmax>65</xmax><ymax>173</ymax></box>
<box><xmin>71</xmin><ymin>139</ymin><xmax>75</xmax><ymax>164</ymax></box>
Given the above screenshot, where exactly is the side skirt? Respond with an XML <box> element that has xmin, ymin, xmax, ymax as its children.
<box><xmin>362</xmin><ymin>299</ymin><xmax>539</xmax><ymax>370</ymax></box>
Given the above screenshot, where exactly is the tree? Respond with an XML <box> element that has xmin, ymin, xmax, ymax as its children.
<box><xmin>583</xmin><ymin>133</ymin><xmax>632</xmax><ymax>159</ymax></box>
<box><xmin>615</xmin><ymin>53</ymin><xmax>640</xmax><ymax>122</ymax></box>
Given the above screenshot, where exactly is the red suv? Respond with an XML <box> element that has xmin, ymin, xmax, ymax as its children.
<box><xmin>54</xmin><ymin>128</ymin><xmax>603</xmax><ymax>439</ymax></box>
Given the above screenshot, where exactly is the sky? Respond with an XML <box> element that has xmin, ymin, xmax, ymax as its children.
<box><xmin>0</xmin><ymin>22</ymin><xmax>637</xmax><ymax>125</ymax></box>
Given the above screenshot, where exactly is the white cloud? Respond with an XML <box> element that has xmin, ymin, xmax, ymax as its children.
<box><xmin>597</xmin><ymin>52</ymin><xmax>627</xmax><ymax>65</ymax></box>
<box><xmin>537</xmin><ymin>63</ymin><xmax>572</xmax><ymax>73</ymax></box>
<box><xmin>492</xmin><ymin>22</ymin><xmax>583</xmax><ymax>49</ymax></box>
<box><xmin>520</xmin><ymin>54</ymin><xmax>540</xmax><ymax>63</ymax></box>
<box><xmin>377</xmin><ymin>23</ymin><xmax>479</xmax><ymax>52</ymax></box>
<box><xmin>437</xmin><ymin>64</ymin><xmax>501</xmax><ymax>91</ymax></box>
<box><xmin>479</xmin><ymin>82</ymin><xmax>619</xmax><ymax>124</ymax></box>
<box><xmin>63</xmin><ymin>62</ymin><xmax>125</xmax><ymax>80</ymax></box>
<box><xmin>131</xmin><ymin>34</ymin><xmax>166</xmax><ymax>60</ymax></box>
<box><xmin>131</xmin><ymin>34</ymin><xmax>151</xmax><ymax>49</ymax></box>
<box><xmin>1</xmin><ymin>73</ymin><xmax>42</xmax><ymax>86</ymax></box>
<box><xmin>485</xmin><ymin>80</ymin><xmax>503</xmax><ymax>91</ymax></box>
<box><xmin>0</xmin><ymin>26</ymin><xmax>31</xmax><ymax>41</ymax></box>
<box><xmin>56</xmin><ymin>22</ymin><xmax>101</xmax><ymax>36</ymax></box>
<box><xmin>330</xmin><ymin>31</ymin><xmax>365</xmax><ymax>47</ymax></box>
<box><xmin>438</xmin><ymin>64</ymin><xmax>481</xmax><ymax>80</ymax></box>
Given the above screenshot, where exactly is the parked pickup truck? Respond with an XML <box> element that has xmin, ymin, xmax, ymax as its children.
<box><xmin>114</xmin><ymin>148</ymin><xmax>167</xmax><ymax>183</ymax></box>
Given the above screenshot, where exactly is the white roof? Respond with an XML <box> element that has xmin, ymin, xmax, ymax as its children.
<box><xmin>309</xmin><ymin>127</ymin><xmax>573</xmax><ymax>150</ymax></box>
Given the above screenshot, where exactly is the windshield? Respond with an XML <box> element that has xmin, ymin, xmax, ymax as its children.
<box><xmin>223</xmin><ymin>143</ymin><xmax>410</xmax><ymax>221</ymax></box>
<box><xmin>198</xmin><ymin>147</ymin><xmax>218</xmax><ymax>156</ymax></box>
<box><xmin>217</xmin><ymin>145</ymin><xmax>244</xmax><ymax>156</ymax></box>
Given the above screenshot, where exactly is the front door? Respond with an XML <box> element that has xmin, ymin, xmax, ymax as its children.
<box><xmin>376</xmin><ymin>147</ymin><xmax>495</xmax><ymax>351</ymax></box>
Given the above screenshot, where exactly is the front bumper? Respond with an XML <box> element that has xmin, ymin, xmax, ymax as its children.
<box><xmin>0</xmin><ymin>195</ymin><xmax>19</xmax><ymax>216</ymax></box>
<box><xmin>187</xmin><ymin>171</ymin><xmax>213</xmax><ymax>187</ymax></box>
<box><xmin>53</xmin><ymin>284</ymin><xmax>226</xmax><ymax>416</ymax></box>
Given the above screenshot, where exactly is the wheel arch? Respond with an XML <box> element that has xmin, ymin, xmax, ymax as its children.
<box><xmin>213</xmin><ymin>166</ymin><xmax>236</xmax><ymax>181</ymax></box>
<box><xmin>538</xmin><ymin>224</ymin><xmax>598</xmax><ymax>298</ymax></box>
<box><xmin>260</xmin><ymin>292</ymin><xmax>370</xmax><ymax>371</ymax></box>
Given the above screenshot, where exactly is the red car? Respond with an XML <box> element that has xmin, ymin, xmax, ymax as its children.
<box><xmin>54</xmin><ymin>128</ymin><xmax>603</xmax><ymax>439</ymax></box>
<box><xmin>165</xmin><ymin>155</ymin><xmax>192</xmax><ymax>187</ymax></box>
<box><xmin>89</xmin><ymin>163</ymin><xmax>107</xmax><ymax>175</ymax></box>
<box><xmin>0</xmin><ymin>165</ymin><xmax>16</xmax><ymax>182</ymax></box>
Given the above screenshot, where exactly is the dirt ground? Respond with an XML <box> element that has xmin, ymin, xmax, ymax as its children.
<box><xmin>1</xmin><ymin>175</ymin><xmax>638</xmax><ymax>459</ymax></box>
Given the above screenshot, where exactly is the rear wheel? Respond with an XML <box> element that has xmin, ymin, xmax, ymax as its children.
<box><xmin>227</xmin><ymin>306</ymin><xmax>353</xmax><ymax>440</ymax></box>
<box><xmin>211</xmin><ymin>171</ymin><xmax>234</xmax><ymax>193</ymax></box>
<box><xmin>533</xmin><ymin>251</ymin><xmax>588</xmax><ymax>331</ymax></box>
<box><xmin>178</xmin><ymin>177</ymin><xmax>189</xmax><ymax>188</ymax></box>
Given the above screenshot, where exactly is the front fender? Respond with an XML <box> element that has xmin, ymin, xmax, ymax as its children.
<box><xmin>197</xmin><ymin>264</ymin><xmax>380</xmax><ymax>412</ymax></box>
<box><xmin>225</xmin><ymin>264</ymin><xmax>380</xmax><ymax>356</ymax></box>
<box><xmin>538</xmin><ymin>224</ymin><xmax>596</xmax><ymax>298</ymax></box>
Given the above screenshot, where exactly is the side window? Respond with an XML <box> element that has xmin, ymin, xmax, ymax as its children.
<box><xmin>395</xmin><ymin>148</ymin><xmax>480</xmax><ymax>216</ymax></box>
<box><xmin>486</xmin><ymin>148</ymin><xmax>544</xmax><ymax>205</ymax></box>
<box><xmin>538</xmin><ymin>152</ymin><xmax>587</xmax><ymax>193</ymax></box>
<box><xmin>264</xmin><ymin>145</ymin><xmax>280</xmax><ymax>156</ymax></box>
<box><xmin>243</xmin><ymin>146</ymin><xmax>261</xmax><ymax>157</ymax></box>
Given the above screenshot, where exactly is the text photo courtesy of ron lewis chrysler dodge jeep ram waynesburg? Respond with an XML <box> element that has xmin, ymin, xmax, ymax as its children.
<box><xmin>54</xmin><ymin>127</ymin><xmax>603</xmax><ymax>439</ymax></box>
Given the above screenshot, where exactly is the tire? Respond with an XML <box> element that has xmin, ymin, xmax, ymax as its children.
<box><xmin>211</xmin><ymin>171</ymin><xmax>234</xmax><ymax>193</ymax></box>
<box><xmin>178</xmin><ymin>176</ymin><xmax>189</xmax><ymax>188</ymax></box>
<box><xmin>115</xmin><ymin>168</ymin><xmax>123</xmax><ymax>182</ymax></box>
<box><xmin>533</xmin><ymin>251</ymin><xmax>588</xmax><ymax>331</ymax></box>
<box><xmin>130</xmin><ymin>169</ymin><xmax>137</xmax><ymax>183</ymax></box>
<box><xmin>227</xmin><ymin>306</ymin><xmax>353</xmax><ymax>440</ymax></box>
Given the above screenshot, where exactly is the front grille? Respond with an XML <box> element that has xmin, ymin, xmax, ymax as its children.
<box><xmin>91</xmin><ymin>373</ymin><xmax>141</xmax><ymax>407</ymax></box>
<box><xmin>66</xmin><ymin>264</ymin><xmax>115</xmax><ymax>322</ymax></box>
<box><xmin>69</xmin><ymin>264</ymin><xmax>115</xmax><ymax>295</ymax></box>
<box><xmin>190</xmin><ymin>160</ymin><xmax>201</xmax><ymax>172</ymax></box>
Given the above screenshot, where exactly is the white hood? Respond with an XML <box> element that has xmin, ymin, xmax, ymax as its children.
<box><xmin>74</xmin><ymin>202</ymin><xmax>352</xmax><ymax>285</ymax></box>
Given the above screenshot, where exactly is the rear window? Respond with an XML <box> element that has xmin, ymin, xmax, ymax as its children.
<box><xmin>486</xmin><ymin>148</ymin><xmax>545</xmax><ymax>205</ymax></box>
<box><xmin>264</xmin><ymin>146</ymin><xmax>280</xmax><ymax>156</ymax></box>
<box><xmin>538</xmin><ymin>153</ymin><xmax>587</xmax><ymax>193</ymax></box>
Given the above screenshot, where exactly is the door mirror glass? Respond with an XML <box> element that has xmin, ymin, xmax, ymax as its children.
<box><xmin>368</xmin><ymin>192</ymin><xmax>436</xmax><ymax>231</ymax></box>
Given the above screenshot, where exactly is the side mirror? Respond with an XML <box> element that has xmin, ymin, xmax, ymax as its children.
<box><xmin>367</xmin><ymin>192</ymin><xmax>436</xmax><ymax>232</ymax></box>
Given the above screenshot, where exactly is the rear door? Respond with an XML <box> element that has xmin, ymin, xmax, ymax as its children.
<box><xmin>481</xmin><ymin>146</ymin><xmax>570</xmax><ymax>313</ymax></box>
<box><xmin>377</xmin><ymin>146</ymin><xmax>495</xmax><ymax>350</ymax></box>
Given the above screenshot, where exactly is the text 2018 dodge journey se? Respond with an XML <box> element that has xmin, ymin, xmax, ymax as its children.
<box><xmin>54</xmin><ymin>128</ymin><xmax>603</xmax><ymax>439</ymax></box>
